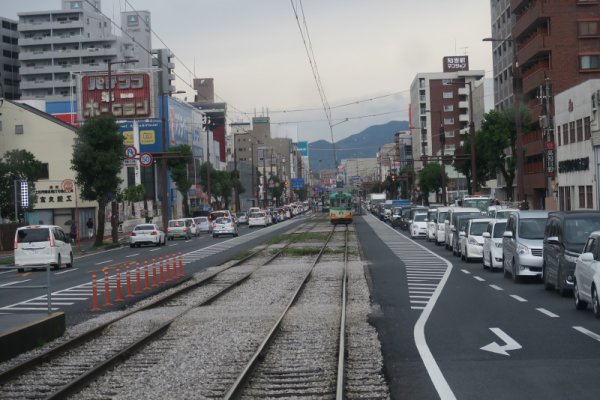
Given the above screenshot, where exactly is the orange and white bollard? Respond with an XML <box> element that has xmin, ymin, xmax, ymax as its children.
<box><xmin>115</xmin><ymin>266</ymin><xmax>123</xmax><ymax>302</ymax></box>
<box><xmin>152</xmin><ymin>258</ymin><xmax>158</xmax><ymax>288</ymax></box>
<box><xmin>159</xmin><ymin>257</ymin><xmax>165</xmax><ymax>285</ymax></box>
<box><xmin>91</xmin><ymin>272</ymin><xmax>100</xmax><ymax>312</ymax></box>
<box><xmin>144</xmin><ymin>260</ymin><xmax>150</xmax><ymax>291</ymax></box>
<box><xmin>166</xmin><ymin>256</ymin><xmax>172</xmax><ymax>282</ymax></box>
<box><xmin>125</xmin><ymin>264</ymin><xmax>133</xmax><ymax>298</ymax></box>
<box><xmin>171</xmin><ymin>253</ymin><xmax>178</xmax><ymax>279</ymax></box>
<box><xmin>103</xmin><ymin>267</ymin><xmax>112</xmax><ymax>307</ymax></box>
<box><xmin>135</xmin><ymin>262</ymin><xmax>142</xmax><ymax>294</ymax></box>
<box><xmin>178</xmin><ymin>252</ymin><xmax>183</xmax><ymax>277</ymax></box>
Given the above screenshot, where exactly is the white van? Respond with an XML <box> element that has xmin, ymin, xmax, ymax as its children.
<box><xmin>14</xmin><ymin>225</ymin><xmax>73</xmax><ymax>272</ymax></box>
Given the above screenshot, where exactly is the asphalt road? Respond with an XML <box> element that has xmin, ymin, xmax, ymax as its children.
<box><xmin>0</xmin><ymin>215</ymin><xmax>310</xmax><ymax>326</ymax></box>
<box><xmin>357</xmin><ymin>212</ymin><xmax>600</xmax><ymax>400</ymax></box>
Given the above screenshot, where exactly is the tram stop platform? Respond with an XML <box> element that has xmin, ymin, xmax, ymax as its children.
<box><xmin>0</xmin><ymin>312</ymin><xmax>65</xmax><ymax>362</ymax></box>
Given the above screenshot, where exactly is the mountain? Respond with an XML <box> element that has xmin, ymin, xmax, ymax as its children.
<box><xmin>309</xmin><ymin>120</ymin><xmax>409</xmax><ymax>172</ymax></box>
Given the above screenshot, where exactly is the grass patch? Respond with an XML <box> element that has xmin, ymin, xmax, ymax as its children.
<box><xmin>0</xmin><ymin>256</ymin><xmax>14</xmax><ymax>265</ymax></box>
<box><xmin>267</xmin><ymin>232</ymin><xmax>330</xmax><ymax>245</ymax></box>
<box><xmin>274</xmin><ymin>246</ymin><xmax>356</xmax><ymax>257</ymax></box>
<box><xmin>232</xmin><ymin>250</ymin><xmax>254</xmax><ymax>260</ymax></box>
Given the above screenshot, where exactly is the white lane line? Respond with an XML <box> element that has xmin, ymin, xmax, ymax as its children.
<box><xmin>473</xmin><ymin>276</ymin><xmax>486</xmax><ymax>282</ymax></box>
<box><xmin>510</xmin><ymin>295</ymin><xmax>527</xmax><ymax>302</ymax></box>
<box><xmin>25</xmin><ymin>302</ymin><xmax>74</xmax><ymax>306</ymax></box>
<box><xmin>95</xmin><ymin>260</ymin><xmax>113</xmax><ymax>265</ymax></box>
<box><xmin>461</xmin><ymin>269</ymin><xmax>471</xmax><ymax>274</ymax></box>
<box><xmin>0</xmin><ymin>279</ymin><xmax>32</xmax><ymax>287</ymax></box>
<box><xmin>410</xmin><ymin>295</ymin><xmax>432</xmax><ymax>299</ymax></box>
<box><xmin>536</xmin><ymin>308</ymin><xmax>559</xmax><ymax>318</ymax></box>
<box><xmin>55</xmin><ymin>268</ymin><xmax>78</xmax><ymax>275</ymax></box>
<box><xmin>0</xmin><ymin>270</ymin><xmax>13</xmax><ymax>275</ymax></box>
<box><xmin>125</xmin><ymin>253</ymin><xmax>139</xmax><ymax>258</ymax></box>
<box><xmin>573</xmin><ymin>326</ymin><xmax>600</xmax><ymax>342</ymax></box>
<box><xmin>150</xmin><ymin>248</ymin><xmax>161</xmax><ymax>252</ymax></box>
<box><xmin>489</xmin><ymin>284</ymin><xmax>504</xmax><ymax>291</ymax></box>
<box><xmin>0</xmin><ymin>307</ymin><xmax>60</xmax><ymax>311</ymax></box>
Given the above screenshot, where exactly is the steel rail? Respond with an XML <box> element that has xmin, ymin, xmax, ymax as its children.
<box><xmin>335</xmin><ymin>225</ymin><xmax>349</xmax><ymax>399</ymax></box>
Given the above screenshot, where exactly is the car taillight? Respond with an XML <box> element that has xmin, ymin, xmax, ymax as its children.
<box><xmin>151</xmin><ymin>231</ymin><xmax>157</xmax><ymax>235</ymax></box>
<box><xmin>49</xmin><ymin>234</ymin><xmax>55</xmax><ymax>248</ymax></box>
<box><xmin>183</xmin><ymin>227</ymin><xmax>187</xmax><ymax>232</ymax></box>
<box><xmin>14</xmin><ymin>236</ymin><xmax>18</xmax><ymax>250</ymax></box>
<box><xmin>130</xmin><ymin>232</ymin><xmax>136</xmax><ymax>236</ymax></box>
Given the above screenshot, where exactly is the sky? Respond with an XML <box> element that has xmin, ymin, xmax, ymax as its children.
<box><xmin>3</xmin><ymin>0</ymin><xmax>494</xmax><ymax>144</ymax></box>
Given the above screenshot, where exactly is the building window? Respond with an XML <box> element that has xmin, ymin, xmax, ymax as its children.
<box><xmin>579</xmin><ymin>21</ymin><xmax>600</xmax><ymax>36</ymax></box>
<box><xmin>444</xmin><ymin>118</ymin><xmax>454</xmax><ymax>125</ymax></box>
<box><xmin>588</xmin><ymin>185</ymin><xmax>594</xmax><ymax>208</ymax></box>
<box><xmin>39</xmin><ymin>163</ymin><xmax>49</xmax><ymax>180</ymax></box>
<box><xmin>15</xmin><ymin>124</ymin><xmax>23</xmax><ymax>135</ymax></box>
<box><xmin>443</xmin><ymin>91</ymin><xmax>453</xmax><ymax>99</ymax></box>
<box><xmin>580</xmin><ymin>55</ymin><xmax>600</xmax><ymax>70</ymax></box>
<box><xmin>443</xmin><ymin>104</ymin><xmax>454</xmax><ymax>112</ymax></box>
<box><xmin>577</xmin><ymin>119</ymin><xmax>584</xmax><ymax>141</ymax></box>
<box><xmin>584</xmin><ymin>116</ymin><xmax>591</xmax><ymax>139</ymax></box>
<box><xmin>580</xmin><ymin>186</ymin><xmax>586</xmax><ymax>208</ymax></box>
<box><xmin>570</xmin><ymin>121</ymin><xmax>576</xmax><ymax>143</ymax></box>
<box><xmin>557</xmin><ymin>125</ymin><xmax>561</xmax><ymax>146</ymax></box>
<box><xmin>563</xmin><ymin>123</ymin><xmax>569</xmax><ymax>145</ymax></box>
<box><xmin>445</xmin><ymin>130</ymin><xmax>455</xmax><ymax>138</ymax></box>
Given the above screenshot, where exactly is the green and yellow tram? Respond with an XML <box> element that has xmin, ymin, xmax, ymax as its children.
<box><xmin>329</xmin><ymin>191</ymin><xmax>353</xmax><ymax>225</ymax></box>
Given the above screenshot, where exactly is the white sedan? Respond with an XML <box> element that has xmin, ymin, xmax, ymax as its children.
<box><xmin>410</xmin><ymin>213</ymin><xmax>428</xmax><ymax>239</ymax></box>
<box><xmin>129</xmin><ymin>224</ymin><xmax>166</xmax><ymax>247</ymax></box>
<box><xmin>574</xmin><ymin>231</ymin><xmax>600</xmax><ymax>317</ymax></box>
<box><xmin>248</xmin><ymin>211</ymin><xmax>269</xmax><ymax>228</ymax></box>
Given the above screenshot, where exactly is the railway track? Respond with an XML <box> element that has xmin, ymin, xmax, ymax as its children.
<box><xmin>0</xmin><ymin>218</ymin><xmax>389</xmax><ymax>399</ymax></box>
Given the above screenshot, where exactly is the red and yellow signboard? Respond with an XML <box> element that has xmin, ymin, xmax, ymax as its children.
<box><xmin>78</xmin><ymin>72</ymin><xmax>154</xmax><ymax>120</ymax></box>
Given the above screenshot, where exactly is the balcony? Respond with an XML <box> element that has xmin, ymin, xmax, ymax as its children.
<box><xmin>521</xmin><ymin>64</ymin><xmax>550</xmax><ymax>96</ymax></box>
<box><xmin>513</xmin><ymin>1</ymin><xmax>549</xmax><ymax>41</ymax></box>
<box><xmin>458</xmin><ymin>100</ymin><xmax>469</xmax><ymax>109</ymax></box>
<box><xmin>517</xmin><ymin>33</ymin><xmax>550</xmax><ymax>67</ymax></box>
<box><xmin>458</xmin><ymin>87</ymin><xmax>469</xmax><ymax>96</ymax></box>
<box><xmin>459</xmin><ymin>114</ymin><xmax>470</xmax><ymax>123</ymax></box>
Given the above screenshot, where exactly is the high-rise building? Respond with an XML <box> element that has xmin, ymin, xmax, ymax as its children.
<box><xmin>511</xmin><ymin>0</ymin><xmax>600</xmax><ymax>208</ymax></box>
<box><xmin>0</xmin><ymin>17</ymin><xmax>19</xmax><ymax>100</ymax></box>
<box><xmin>17</xmin><ymin>0</ymin><xmax>151</xmax><ymax>100</ymax></box>
<box><xmin>489</xmin><ymin>0</ymin><xmax>514</xmax><ymax>111</ymax></box>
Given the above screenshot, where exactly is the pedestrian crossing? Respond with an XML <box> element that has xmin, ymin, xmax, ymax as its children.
<box><xmin>364</xmin><ymin>214</ymin><xmax>452</xmax><ymax>310</ymax></box>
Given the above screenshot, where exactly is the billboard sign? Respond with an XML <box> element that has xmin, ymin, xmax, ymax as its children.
<box><xmin>78</xmin><ymin>72</ymin><xmax>154</xmax><ymax>120</ymax></box>
<box><xmin>296</xmin><ymin>141</ymin><xmax>309</xmax><ymax>158</ymax></box>
<box><xmin>443</xmin><ymin>56</ymin><xmax>469</xmax><ymax>72</ymax></box>
<box><xmin>118</xmin><ymin>120</ymin><xmax>162</xmax><ymax>153</ymax></box>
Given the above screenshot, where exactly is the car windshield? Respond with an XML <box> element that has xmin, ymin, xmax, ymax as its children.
<box><xmin>493</xmin><ymin>222</ymin><xmax>507</xmax><ymax>238</ymax></box>
<box><xmin>414</xmin><ymin>214</ymin><xmax>426</xmax><ymax>222</ymax></box>
<box><xmin>215</xmin><ymin>218</ymin><xmax>231</xmax><ymax>224</ymax></box>
<box><xmin>495</xmin><ymin>210</ymin><xmax>513</xmax><ymax>219</ymax></box>
<box><xmin>518</xmin><ymin>218</ymin><xmax>547</xmax><ymax>240</ymax></box>
<box><xmin>135</xmin><ymin>225</ymin><xmax>155</xmax><ymax>231</ymax></box>
<box><xmin>236</xmin><ymin>213</ymin><xmax>246</xmax><ymax>217</ymax></box>
<box><xmin>17</xmin><ymin>228</ymin><xmax>50</xmax><ymax>243</ymax></box>
<box><xmin>463</xmin><ymin>198</ymin><xmax>490</xmax><ymax>211</ymax></box>
<box><xmin>438</xmin><ymin>212</ymin><xmax>448</xmax><ymax>222</ymax></box>
<box><xmin>195</xmin><ymin>217</ymin><xmax>208</xmax><ymax>223</ymax></box>
<box><xmin>168</xmin><ymin>220</ymin><xmax>185</xmax><ymax>227</ymax></box>
<box><xmin>469</xmin><ymin>222</ymin><xmax>488</xmax><ymax>236</ymax></box>
<box><xmin>564</xmin><ymin>217</ymin><xmax>600</xmax><ymax>246</ymax></box>
<box><xmin>251</xmin><ymin>212</ymin><xmax>264</xmax><ymax>218</ymax></box>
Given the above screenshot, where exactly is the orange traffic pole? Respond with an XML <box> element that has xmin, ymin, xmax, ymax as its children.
<box><xmin>178</xmin><ymin>252</ymin><xmax>183</xmax><ymax>277</ymax></box>
<box><xmin>115</xmin><ymin>266</ymin><xmax>123</xmax><ymax>302</ymax></box>
<box><xmin>171</xmin><ymin>253</ymin><xmax>178</xmax><ymax>279</ymax></box>
<box><xmin>144</xmin><ymin>260</ymin><xmax>150</xmax><ymax>291</ymax></box>
<box><xmin>135</xmin><ymin>263</ymin><xmax>142</xmax><ymax>294</ymax></box>
<box><xmin>159</xmin><ymin>257</ymin><xmax>165</xmax><ymax>285</ymax></box>
<box><xmin>166</xmin><ymin>256</ymin><xmax>172</xmax><ymax>282</ymax></box>
<box><xmin>125</xmin><ymin>264</ymin><xmax>133</xmax><ymax>298</ymax></box>
<box><xmin>103</xmin><ymin>267</ymin><xmax>112</xmax><ymax>307</ymax></box>
<box><xmin>91</xmin><ymin>272</ymin><xmax>100</xmax><ymax>312</ymax></box>
<box><xmin>152</xmin><ymin>258</ymin><xmax>158</xmax><ymax>288</ymax></box>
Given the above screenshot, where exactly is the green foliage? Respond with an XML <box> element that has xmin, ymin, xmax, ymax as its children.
<box><xmin>167</xmin><ymin>144</ymin><xmax>193</xmax><ymax>216</ymax></box>
<box><xmin>0</xmin><ymin>150</ymin><xmax>43</xmax><ymax>220</ymax></box>
<box><xmin>71</xmin><ymin>116</ymin><xmax>124</xmax><ymax>246</ymax></box>
<box><xmin>418</xmin><ymin>162</ymin><xmax>447</xmax><ymax>205</ymax></box>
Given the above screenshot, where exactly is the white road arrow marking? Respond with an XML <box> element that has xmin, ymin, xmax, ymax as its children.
<box><xmin>480</xmin><ymin>327</ymin><xmax>522</xmax><ymax>356</ymax></box>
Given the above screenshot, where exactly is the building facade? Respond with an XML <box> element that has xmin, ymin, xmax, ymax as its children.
<box><xmin>489</xmin><ymin>0</ymin><xmax>515</xmax><ymax>111</ymax></box>
<box><xmin>0</xmin><ymin>17</ymin><xmax>19</xmax><ymax>100</ymax></box>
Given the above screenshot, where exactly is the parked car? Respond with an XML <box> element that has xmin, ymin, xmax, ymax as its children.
<box><xmin>248</xmin><ymin>211</ymin><xmax>269</xmax><ymax>228</ymax></box>
<box><xmin>236</xmin><ymin>212</ymin><xmax>249</xmax><ymax>225</ymax></box>
<box><xmin>433</xmin><ymin>207</ymin><xmax>451</xmax><ymax>246</ymax></box>
<box><xmin>167</xmin><ymin>218</ymin><xmax>192</xmax><ymax>240</ymax></box>
<box><xmin>459</xmin><ymin>218</ymin><xmax>492</xmax><ymax>262</ymax></box>
<box><xmin>129</xmin><ymin>223</ymin><xmax>166</xmax><ymax>247</ymax></box>
<box><xmin>425</xmin><ymin>209</ymin><xmax>438</xmax><ymax>242</ymax></box>
<box><xmin>212</xmin><ymin>217</ymin><xmax>239</xmax><ymax>238</ymax></box>
<box><xmin>14</xmin><ymin>225</ymin><xmax>73</xmax><ymax>272</ymax></box>
<box><xmin>183</xmin><ymin>217</ymin><xmax>199</xmax><ymax>236</ymax></box>
<box><xmin>574</xmin><ymin>231</ymin><xmax>600</xmax><ymax>316</ymax></box>
<box><xmin>445</xmin><ymin>207</ymin><xmax>481</xmax><ymax>250</ymax></box>
<box><xmin>209</xmin><ymin>210</ymin><xmax>232</xmax><ymax>221</ymax></box>
<box><xmin>502</xmin><ymin>210</ymin><xmax>549</xmax><ymax>281</ymax></box>
<box><xmin>487</xmin><ymin>207</ymin><xmax>518</xmax><ymax>220</ymax></box>
<box><xmin>543</xmin><ymin>211</ymin><xmax>600</xmax><ymax>296</ymax></box>
<box><xmin>452</xmin><ymin>213</ymin><xmax>481</xmax><ymax>257</ymax></box>
<box><xmin>193</xmin><ymin>216</ymin><xmax>212</xmax><ymax>233</ymax></box>
<box><xmin>482</xmin><ymin>219</ymin><xmax>507</xmax><ymax>271</ymax></box>
<box><xmin>410</xmin><ymin>212</ymin><xmax>428</xmax><ymax>239</ymax></box>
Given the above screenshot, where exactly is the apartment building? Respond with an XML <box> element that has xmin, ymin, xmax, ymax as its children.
<box><xmin>489</xmin><ymin>0</ymin><xmax>515</xmax><ymax>111</ymax></box>
<box><xmin>0</xmin><ymin>17</ymin><xmax>19</xmax><ymax>100</ymax></box>
<box><xmin>17</xmin><ymin>0</ymin><xmax>151</xmax><ymax>101</ymax></box>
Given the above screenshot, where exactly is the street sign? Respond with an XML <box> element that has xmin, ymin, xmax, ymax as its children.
<box><xmin>351</xmin><ymin>175</ymin><xmax>360</xmax><ymax>183</ymax></box>
<box><xmin>125</xmin><ymin>146</ymin><xmax>137</xmax><ymax>159</ymax></box>
<box><xmin>140</xmin><ymin>152</ymin><xmax>153</xmax><ymax>167</ymax></box>
<box><xmin>291</xmin><ymin>178</ymin><xmax>305</xmax><ymax>189</ymax></box>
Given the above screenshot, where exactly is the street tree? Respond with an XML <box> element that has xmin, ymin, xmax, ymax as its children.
<box><xmin>166</xmin><ymin>144</ymin><xmax>193</xmax><ymax>217</ymax></box>
<box><xmin>212</xmin><ymin>170</ymin><xmax>233</xmax><ymax>209</ymax></box>
<box><xmin>71</xmin><ymin>116</ymin><xmax>124</xmax><ymax>247</ymax></box>
<box><xmin>452</xmin><ymin>133</ymin><xmax>491</xmax><ymax>195</ymax></box>
<box><xmin>0</xmin><ymin>149</ymin><xmax>44</xmax><ymax>221</ymax></box>
<box><xmin>123</xmin><ymin>184</ymin><xmax>146</xmax><ymax>219</ymax></box>
<box><xmin>418</xmin><ymin>162</ymin><xmax>446</xmax><ymax>206</ymax></box>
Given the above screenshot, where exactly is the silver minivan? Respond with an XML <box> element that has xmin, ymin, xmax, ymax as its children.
<box><xmin>14</xmin><ymin>225</ymin><xmax>73</xmax><ymax>272</ymax></box>
<box><xmin>502</xmin><ymin>210</ymin><xmax>549</xmax><ymax>281</ymax></box>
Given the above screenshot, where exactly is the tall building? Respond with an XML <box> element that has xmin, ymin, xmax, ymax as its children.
<box><xmin>512</xmin><ymin>0</ymin><xmax>600</xmax><ymax>208</ymax></box>
<box><xmin>0</xmin><ymin>17</ymin><xmax>19</xmax><ymax>100</ymax></box>
<box><xmin>489</xmin><ymin>0</ymin><xmax>515</xmax><ymax>111</ymax></box>
<box><xmin>409</xmin><ymin>59</ymin><xmax>485</xmax><ymax>198</ymax></box>
<box><xmin>17</xmin><ymin>0</ymin><xmax>151</xmax><ymax>101</ymax></box>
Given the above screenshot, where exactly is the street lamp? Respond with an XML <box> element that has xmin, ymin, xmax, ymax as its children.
<box><xmin>160</xmin><ymin>90</ymin><xmax>185</xmax><ymax>231</ymax></box>
<box><xmin>106</xmin><ymin>58</ymin><xmax>137</xmax><ymax>243</ymax></box>
<box><xmin>483</xmin><ymin>36</ymin><xmax>523</xmax><ymax>202</ymax></box>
